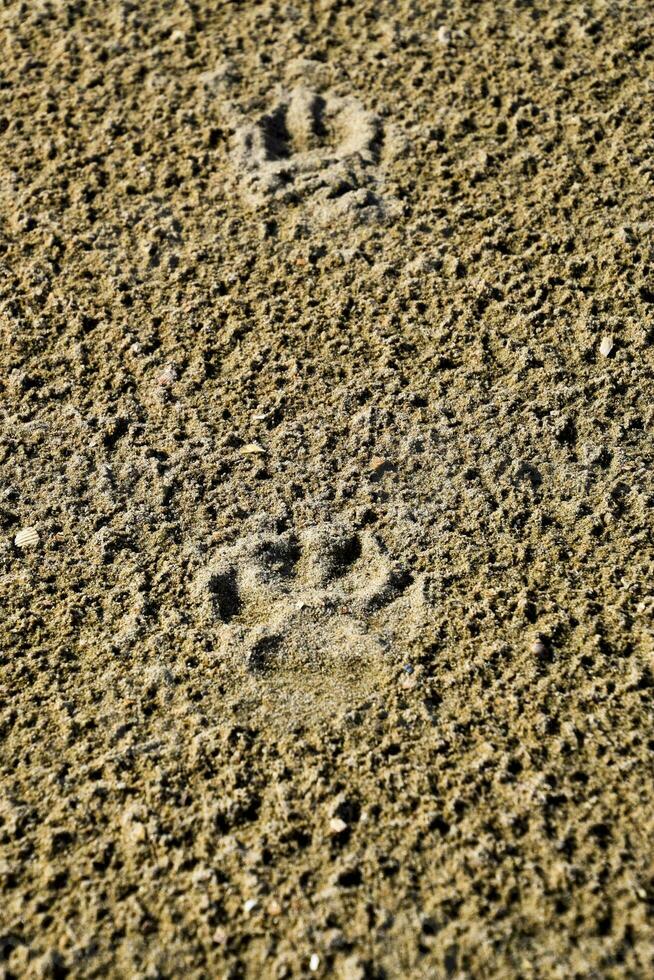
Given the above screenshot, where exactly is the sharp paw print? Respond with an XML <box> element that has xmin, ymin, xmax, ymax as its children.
<box><xmin>232</xmin><ymin>87</ymin><xmax>399</xmax><ymax>225</ymax></box>
<box><xmin>192</xmin><ymin>522</ymin><xmax>413</xmax><ymax>674</ymax></box>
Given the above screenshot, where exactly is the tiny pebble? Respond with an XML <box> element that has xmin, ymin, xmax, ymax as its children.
<box><xmin>329</xmin><ymin>817</ymin><xmax>348</xmax><ymax>834</ymax></box>
<box><xmin>309</xmin><ymin>953</ymin><xmax>320</xmax><ymax>972</ymax></box>
<box><xmin>531</xmin><ymin>639</ymin><xmax>547</xmax><ymax>656</ymax></box>
<box><xmin>599</xmin><ymin>336</ymin><xmax>614</xmax><ymax>358</ymax></box>
<box><xmin>14</xmin><ymin>526</ymin><xmax>39</xmax><ymax>549</ymax></box>
<box><xmin>243</xmin><ymin>898</ymin><xmax>258</xmax><ymax>914</ymax></box>
<box><xmin>240</xmin><ymin>442</ymin><xmax>267</xmax><ymax>455</ymax></box>
<box><xmin>437</xmin><ymin>25</ymin><xmax>452</xmax><ymax>45</ymax></box>
<box><xmin>369</xmin><ymin>456</ymin><xmax>395</xmax><ymax>481</ymax></box>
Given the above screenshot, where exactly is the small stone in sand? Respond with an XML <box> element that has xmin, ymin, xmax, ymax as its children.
<box><xmin>240</xmin><ymin>442</ymin><xmax>267</xmax><ymax>455</ymax></box>
<box><xmin>309</xmin><ymin>953</ymin><xmax>321</xmax><ymax>972</ymax></box>
<box><xmin>329</xmin><ymin>817</ymin><xmax>348</xmax><ymax>835</ymax></box>
<box><xmin>531</xmin><ymin>638</ymin><xmax>547</xmax><ymax>656</ymax></box>
<box><xmin>369</xmin><ymin>456</ymin><xmax>395</xmax><ymax>481</ymax></box>
<box><xmin>15</xmin><ymin>526</ymin><xmax>39</xmax><ymax>549</ymax></box>
<box><xmin>243</xmin><ymin>898</ymin><xmax>258</xmax><ymax>914</ymax></box>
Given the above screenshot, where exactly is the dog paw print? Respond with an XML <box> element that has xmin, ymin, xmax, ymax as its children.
<box><xmin>232</xmin><ymin>87</ymin><xmax>397</xmax><ymax>224</ymax></box>
<box><xmin>192</xmin><ymin>522</ymin><xmax>412</xmax><ymax>673</ymax></box>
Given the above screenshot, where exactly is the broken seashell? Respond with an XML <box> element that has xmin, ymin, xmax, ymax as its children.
<box><xmin>267</xmin><ymin>898</ymin><xmax>282</xmax><ymax>917</ymax></box>
<box><xmin>240</xmin><ymin>442</ymin><xmax>267</xmax><ymax>455</ymax></box>
<box><xmin>15</xmin><ymin>526</ymin><xmax>39</xmax><ymax>549</ymax></box>
<box><xmin>157</xmin><ymin>364</ymin><xmax>179</xmax><ymax>386</ymax></box>
<box><xmin>437</xmin><ymin>25</ymin><xmax>452</xmax><ymax>45</ymax></box>
<box><xmin>599</xmin><ymin>336</ymin><xmax>614</xmax><ymax>358</ymax></box>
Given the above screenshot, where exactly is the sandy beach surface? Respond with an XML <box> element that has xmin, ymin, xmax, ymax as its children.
<box><xmin>1</xmin><ymin>1</ymin><xmax>653</xmax><ymax>976</ymax></box>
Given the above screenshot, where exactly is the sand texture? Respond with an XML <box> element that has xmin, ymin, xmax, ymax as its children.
<box><xmin>1</xmin><ymin>0</ymin><xmax>654</xmax><ymax>977</ymax></box>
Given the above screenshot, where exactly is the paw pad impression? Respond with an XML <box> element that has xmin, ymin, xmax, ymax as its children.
<box><xmin>232</xmin><ymin>87</ymin><xmax>398</xmax><ymax>224</ymax></box>
<box><xmin>191</xmin><ymin>521</ymin><xmax>413</xmax><ymax>673</ymax></box>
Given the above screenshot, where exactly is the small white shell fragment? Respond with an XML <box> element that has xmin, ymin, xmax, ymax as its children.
<box><xmin>309</xmin><ymin>953</ymin><xmax>321</xmax><ymax>972</ymax></box>
<box><xmin>157</xmin><ymin>364</ymin><xmax>178</xmax><ymax>386</ymax></box>
<box><xmin>267</xmin><ymin>897</ymin><xmax>282</xmax><ymax>917</ymax></box>
<box><xmin>240</xmin><ymin>442</ymin><xmax>267</xmax><ymax>455</ymax></box>
<box><xmin>14</xmin><ymin>526</ymin><xmax>39</xmax><ymax>549</ymax></box>
<box><xmin>437</xmin><ymin>25</ymin><xmax>452</xmax><ymax>45</ymax></box>
<box><xmin>243</xmin><ymin>898</ymin><xmax>258</xmax><ymax>914</ymax></box>
<box><xmin>599</xmin><ymin>336</ymin><xmax>614</xmax><ymax>358</ymax></box>
<box><xmin>329</xmin><ymin>817</ymin><xmax>348</xmax><ymax>834</ymax></box>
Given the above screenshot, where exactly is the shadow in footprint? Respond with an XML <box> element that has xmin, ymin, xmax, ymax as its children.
<box><xmin>254</xmin><ymin>534</ymin><xmax>301</xmax><ymax>580</ymax></box>
<box><xmin>246</xmin><ymin>632</ymin><xmax>282</xmax><ymax>673</ymax></box>
<box><xmin>260</xmin><ymin>106</ymin><xmax>292</xmax><ymax>161</ymax></box>
<box><xmin>328</xmin><ymin>533</ymin><xmax>363</xmax><ymax>580</ymax></box>
<box><xmin>309</xmin><ymin>93</ymin><xmax>328</xmax><ymax>140</ymax></box>
<box><xmin>206</xmin><ymin>568</ymin><xmax>241</xmax><ymax>623</ymax></box>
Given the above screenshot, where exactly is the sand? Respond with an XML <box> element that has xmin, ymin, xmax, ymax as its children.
<box><xmin>1</xmin><ymin>0</ymin><xmax>654</xmax><ymax>976</ymax></box>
